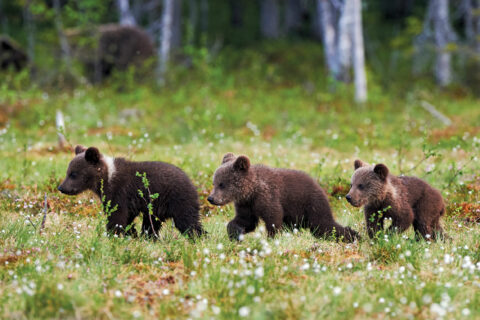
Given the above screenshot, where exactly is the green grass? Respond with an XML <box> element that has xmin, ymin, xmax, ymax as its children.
<box><xmin>1</xmin><ymin>43</ymin><xmax>480</xmax><ymax>319</ymax></box>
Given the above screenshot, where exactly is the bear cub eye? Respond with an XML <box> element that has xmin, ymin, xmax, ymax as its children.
<box><xmin>69</xmin><ymin>172</ymin><xmax>78</xmax><ymax>179</ymax></box>
<box><xmin>218</xmin><ymin>182</ymin><xmax>225</xmax><ymax>189</ymax></box>
<box><xmin>357</xmin><ymin>184</ymin><xmax>364</xmax><ymax>190</ymax></box>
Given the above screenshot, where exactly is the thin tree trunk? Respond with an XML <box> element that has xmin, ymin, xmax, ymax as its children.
<box><xmin>433</xmin><ymin>0</ymin><xmax>454</xmax><ymax>86</ymax></box>
<box><xmin>53</xmin><ymin>0</ymin><xmax>72</xmax><ymax>73</ymax></box>
<box><xmin>158</xmin><ymin>0</ymin><xmax>174</xmax><ymax>84</ymax></box>
<box><xmin>117</xmin><ymin>0</ymin><xmax>137</xmax><ymax>26</ymax></box>
<box><xmin>317</xmin><ymin>0</ymin><xmax>338</xmax><ymax>77</ymax></box>
<box><xmin>337</xmin><ymin>0</ymin><xmax>354</xmax><ymax>82</ymax></box>
<box><xmin>414</xmin><ymin>0</ymin><xmax>456</xmax><ymax>85</ymax></box>
<box><xmin>351</xmin><ymin>0</ymin><xmax>367</xmax><ymax>102</ymax></box>
<box><xmin>260</xmin><ymin>0</ymin><xmax>280</xmax><ymax>38</ymax></box>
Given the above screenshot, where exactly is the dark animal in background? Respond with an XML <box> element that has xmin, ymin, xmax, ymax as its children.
<box><xmin>208</xmin><ymin>153</ymin><xmax>359</xmax><ymax>242</ymax></box>
<box><xmin>58</xmin><ymin>145</ymin><xmax>204</xmax><ymax>238</ymax></box>
<box><xmin>66</xmin><ymin>24</ymin><xmax>154</xmax><ymax>82</ymax></box>
<box><xmin>346</xmin><ymin>159</ymin><xmax>447</xmax><ymax>240</ymax></box>
<box><xmin>0</xmin><ymin>36</ymin><xmax>28</xmax><ymax>71</ymax></box>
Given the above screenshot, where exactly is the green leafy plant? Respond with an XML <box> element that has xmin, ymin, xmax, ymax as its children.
<box><xmin>136</xmin><ymin>171</ymin><xmax>160</xmax><ymax>239</ymax></box>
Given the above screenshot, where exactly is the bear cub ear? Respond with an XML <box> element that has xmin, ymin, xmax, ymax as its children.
<box><xmin>75</xmin><ymin>145</ymin><xmax>87</xmax><ymax>155</ymax></box>
<box><xmin>354</xmin><ymin>159</ymin><xmax>367</xmax><ymax>170</ymax></box>
<box><xmin>222</xmin><ymin>153</ymin><xmax>236</xmax><ymax>164</ymax></box>
<box><xmin>374</xmin><ymin>163</ymin><xmax>389</xmax><ymax>180</ymax></box>
<box><xmin>85</xmin><ymin>147</ymin><xmax>101</xmax><ymax>164</ymax></box>
<box><xmin>233</xmin><ymin>155</ymin><xmax>250</xmax><ymax>172</ymax></box>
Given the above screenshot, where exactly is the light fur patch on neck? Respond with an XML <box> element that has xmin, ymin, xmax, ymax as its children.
<box><xmin>385</xmin><ymin>179</ymin><xmax>397</xmax><ymax>200</ymax></box>
<box><xmin>103</xmin><ymin>156</ymin><xmax>116</xmax><ymax>182</ymax></box>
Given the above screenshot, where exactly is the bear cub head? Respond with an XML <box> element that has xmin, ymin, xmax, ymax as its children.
<box><xmin>208</xmin><ymin>153</ymin><xmax>254</xmax><ymax>206</ymax></box>
<box><xmin>346</xmin><ymin>159</ymin><xmax>390</xmax><ymax>207</ymax></box>
<box><xmin>58</xmin><ymin>145</ymin><xmax>113</xmax><ymax>195</ymax></box>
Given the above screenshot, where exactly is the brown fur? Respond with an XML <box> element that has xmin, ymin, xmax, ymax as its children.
<box><xmin>0</xmin><ymin>36</ymin><xmax>28</xmax><ymax>71</ymax></box>
<box><xmin>346</xmin><ymin>159</ymin><xmax>447</xmax><ymax>240</ymax></box>
<box><xmin>208</xmin><ymin>153</ymin><xmax>359</xmax><ymax>242</ymax></box>
<box><xmin>67</xmin><ymin>24</ymin><xmax>154</xmax><ymax>81</ymax></box>
<box><xmin>58</xmin><ymin>145</ymin><xmax>204</xmax><ymax>238</ymax></box>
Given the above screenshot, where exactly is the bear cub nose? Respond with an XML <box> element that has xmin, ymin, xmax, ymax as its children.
<box><xmin>345</xmin><ymin>195</ymin><xmax>352</xmax><ymax>203</ymax></box>
<box><xmin>207</xmin><ymin>196</ymin><xmax>214</xmax><ymax>204</ymax></box>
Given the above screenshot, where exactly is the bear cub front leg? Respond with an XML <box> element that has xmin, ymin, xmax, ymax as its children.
<box><xmin>227</xmin><ymin>209</ymin><xmax>260</xmax><ymax>240</ymax></box>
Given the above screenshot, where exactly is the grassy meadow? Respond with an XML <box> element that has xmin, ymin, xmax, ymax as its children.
<box><xmin>1</xmin><ymin>44</ymin><xmax>480</xmax><ymax>319</ymax></box>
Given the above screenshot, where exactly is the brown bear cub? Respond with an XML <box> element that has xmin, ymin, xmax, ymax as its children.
<box><xmin>208</xmin><ymin>153</ymin><xmax>359</xmax><ymax>242</ymax></box>
<box><xmin>58</xmin><ymin>145</ymin><xmax>204</xmax><ymax>238</ymax></box>
<box><xmin>346</xmin><ymin>160</ymin><xmax>446</xmax><ymax>240</ymax></box>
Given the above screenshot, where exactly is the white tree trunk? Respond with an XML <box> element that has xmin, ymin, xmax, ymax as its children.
<box><xmin>157</xmin><ymin>0</ymin><xmax>174</xmax><ymax>84</ymax></box>
<box><xmin>260</xmin><ymin>0</ymin><xmax>280</xmax><ymax>38</ymax></box>
<box><xmin>433</xmin><ymin>0</ymin><xmax>454</xmax><ymax>86</ymax></box>
<box><xmin>337</xmin><ymin>0</ymin><xmax>354</xmax><ymax>82</ymax></box>
<box><xmin>317</xmin><ymin>0</ymin><xmax>367</xmax><ymax>99</ymax></box>
<box><xmin>117</xmin><ymin>0</ymin><xmax>136</xmax><ymax>26</ymax></box>
<box><xmin>351</xmin><ymin>0</ymin><xmax>367</xmax><ymax>102</ymax></box>
<box><xmin>317</xmin><ymin>0</ymin><xmax>338</xmax><ymax>77</ymax></box>
<box><xmin>53</xmin><ymin>0</ymin><xmax>72</xmax><ymax>72</ymax></box>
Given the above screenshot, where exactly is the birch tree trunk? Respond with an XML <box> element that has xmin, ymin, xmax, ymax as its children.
<box><xmin>317</xmin><ymin>0</ymin><xmax>338</xmax><ymax>77</ymax></box>
<box><xmin>53</xmin><ymin>0</ymin><xmax>72</xmax><ymax>73</ymax></box>
<box><xmin>433</xmin><ymin>0</ymin><xmax>453</xmax><ymax>86</ymax></box>
<box><xmin>260</xmin><ymin>0</ymin><xmax>280</xmax><ymax>39</ymax></box>
<box><xmin>157</xmin><ymin>0</ymin><xmax>174</xmax><ymax>85</ymax></box>
<box><xmin>351</xmin><ymin>0</ymin><xmax>367</xmax><ymax>102</ymax></box>
<box><xmin>337</xmin><ymin>0</ymin><xmax>354</xmax><ymax>82</ymax></box>
<box><xmin>414</xmin><ymin>0</ymin><xmax>456</xmax><ymax>86</ymax></box>
<box><xmin>117</xmin><ymin>0</ymin><xmax>137</xmax><ymax>26</ymax></box>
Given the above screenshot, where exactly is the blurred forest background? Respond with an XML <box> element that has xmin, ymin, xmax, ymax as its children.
<box><xmin>1</xmin><ymin>0</ymin><xmax>479</xmax><ymax>99</ymax></box>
